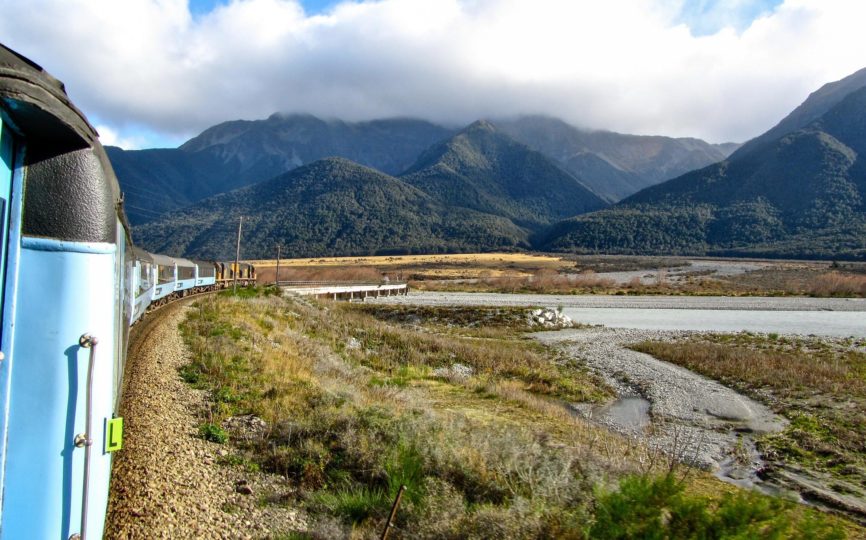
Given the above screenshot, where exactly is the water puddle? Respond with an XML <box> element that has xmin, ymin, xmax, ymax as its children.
<box><xmin>593</xmin><ymin>395</ymin><xmax>652</xmax><ymax>433</ymax></box>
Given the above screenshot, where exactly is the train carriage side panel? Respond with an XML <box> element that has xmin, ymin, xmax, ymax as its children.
<box><xmin>152</xmin><ymin>253</ymin><xmax>177</xmax><ymax>301</ymax></box>
<box><xmin>6</xmin><ymin>238</ymin><xmax>119</xmax><ymax>540</ymax></box>
<box><xmin>194</xmin><ymin>259</ymin><xmax>216</xmax><ymax>287</ymax></box>
<box><xmin>174</xmin><ymin>257</ymin><xmax>196</xmax><ymax>292</ymax></box>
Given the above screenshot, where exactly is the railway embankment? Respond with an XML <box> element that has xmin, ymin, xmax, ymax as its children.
<box><xmin>105</xmin><ymin>298</ymin><xmax>305</xmax><ymax>538</ymax></box>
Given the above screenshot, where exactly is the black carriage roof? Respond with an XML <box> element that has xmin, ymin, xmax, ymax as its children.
<box><xmin>0</xmin><ymin>44</ymin><xmax>98</xmax><ymax>149</ymax></box>
<box><xmin>0</xmin><ymin>43</ymin><xmax>126</xmax><ymax>244</ymax></box>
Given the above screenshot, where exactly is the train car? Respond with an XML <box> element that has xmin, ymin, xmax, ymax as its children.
<box><xmin>232</xmin><ymin>262</ymin><xmax>257</xmax><ymax>284</ymax></box>
<box><xmin>174</xmin><ymin>257</ymin><xmax>197</xmax><ymax>293</ymax></box>
<box><xmin>151</xmin><ymin>253</ymin><xmax>177</xmax><ymax>302</ymax></box>
<box><xmin>130</xmin><ymin>247</ymin><xmax>155</xmax><ymax>324</ymax></box>
<box><xmin>0</xmin><ymin>43</ymin><xmax>262</xmax><ymax>539</ymax></box>
<box><xmin>215</xmin><ymin>261</ymin><xmax>227</xmax><ymax>283</ymax></box>
<box><xmin>0</xmin><ymin>44</ymin><xmax>131</xmax><ymax>539</ymax></box>
<box><xmin>194</xmin><ymin>260</ymin><xmax>216</xmax><ymax>288</ymax></box>
<box><xmin>215</xmin><ymin>261</ymin><xmax>258</xmax><ymax>288</ymax></box>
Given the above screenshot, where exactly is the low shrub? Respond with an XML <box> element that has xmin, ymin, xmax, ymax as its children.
<box><xmin>198</xmin><ymin>423</ymin><xmax>228</xmax><ymax>444</ymax></box>
<box><xmin>591</xmin><ymin>474</ymin><xmax>843</xmax><ymax>539</ymax></box>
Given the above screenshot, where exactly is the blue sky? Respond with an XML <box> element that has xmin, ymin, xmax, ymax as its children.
<box><xmin>190</xmin><ymin>0</ymin><xmax>338</xmax><ymax>16</ymax></box>
<box><xmin>677</xmin><ymin>0</ymin><xmax>784</xmax><ymax>35</ymax></box>
<box><xmin>1</xmin><ymin>0</ymin><xmax>863</xmax><ymax>149</ymax></box>
<box><xmin>190</xmin><ymin>0</ymin><xmax>786</xmax><ymax>33</ymax></box>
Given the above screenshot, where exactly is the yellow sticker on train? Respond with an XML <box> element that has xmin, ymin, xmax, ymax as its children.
<box><xmin>105</xmin><ymin>417</ymin><xmax>123</xmax><ymax>453</ymax></box>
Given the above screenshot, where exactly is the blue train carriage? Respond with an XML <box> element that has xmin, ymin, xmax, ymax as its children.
<box><xmin>129</xmin><ymin>247</ymin><xmax>155</xmax><ymax>324</ymax></box>
<box><xmin>174</xmin><ymin>257</ymin><xmax>197</xmax><ymax>294</ymax></box>
<box><xmin>0</xmin><ymin>44</ymin><xmax>131</xmax><ymax>538</ymax></box>
<box><xmin>194</xmin><ymin>260</ymin><xmax>216</xmax><ymax>289</ymax></box>
<box><xmin>151</xmin><ymin>253</ymin><xmax>178</xmax><ymax>306</ymax></box>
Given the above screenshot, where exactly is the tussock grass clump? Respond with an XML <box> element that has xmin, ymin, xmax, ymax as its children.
<box><xmin>806</xmin><ymin>272</ymin><xmax>866</xmax><ymax>297</ymax></box>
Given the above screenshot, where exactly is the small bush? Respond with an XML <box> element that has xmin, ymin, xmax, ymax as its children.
<box><xmin>591</xmin><ymin>474</ymin><xmax>843</xmax><ymax>539</ymax></box>
<box><xmin>198</xmin><ymin>423</ymin><xmax>228</xmax><ymax>444</ymax></box>
<box><xmin>178</xmin><ymin>363</ymin><xmax>202</xmax><ymax>385</ymax></box>
<box><xmin>384</xmin><ymin>442</ymin><xmax>426</xmax><ymax>504</ymax></box>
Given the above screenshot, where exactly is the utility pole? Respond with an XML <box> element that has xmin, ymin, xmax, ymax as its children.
<box><xmin>275</xmin><ymin>244</ymin><xmax>281</xmax><ymax>285</ymax></box>
<box><xmin>233</xmin><ymin>216</ymin><xmax>244</xmax><ymax>294</ymax></box>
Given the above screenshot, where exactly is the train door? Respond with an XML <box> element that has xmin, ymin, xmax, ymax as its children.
<box><xmin>0</xmin><ymin>118</ymin><xmax>14</xmax><ymax>337</ymax></box>
<box><xmin>0</xmin><ymin>115</ymin><xmax>22</xmax><ymax>518</ymax></box>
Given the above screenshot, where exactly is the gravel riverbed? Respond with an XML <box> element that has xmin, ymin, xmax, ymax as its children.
<box><xmin>105</xmin><ymin>300</ymin><xmax>305</xmax><ymax>539</ymax></box>
<box><xmin>372</xmin><ymin>292</ymin><xmax>796</xmax><ymax>489</ymax></box>
<box><xmin>535</xmin><ymin>327</ymin><xmax>786</xmax><ymax>487</ymax></box>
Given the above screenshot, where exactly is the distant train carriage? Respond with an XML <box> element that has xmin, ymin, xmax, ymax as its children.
<box><xmin>239</xmin><ymin>262</ymin><xmax>256</xmax><ymax>281</ymax></box>
<box><xmin>174</xmin><ymin>257</ymin><xmax>197</xmax><ymax>293</ymax></box>
<box><xmin>215</xmin><ymin>261</ymin><xmax>227</xmax><ymax>282</ymax></box>
<box><xmin>130</xmin><ymin>247</ymin><xmax>155</xmax><ymax>324</ymax></box>
<box><xmin>194</xmin><ymin>260</ymin><xmax>216</xmax><ymax>288</ymax></box>
<box><xmin>214</xmin><ymin>261</ymin><xmax>257</xmax><ymax>287</ymax></box>
<box><xmin>152</xmin><ymin>253</ymin><xmax>178</xmax><ymax>302</ymax></box>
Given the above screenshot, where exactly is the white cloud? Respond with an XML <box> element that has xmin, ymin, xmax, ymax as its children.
<box><xmin>1</xmin><ymin>0</ymin><xmax>864</xmax><ymax>148</ymax></box>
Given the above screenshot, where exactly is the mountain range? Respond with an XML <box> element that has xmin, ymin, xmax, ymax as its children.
<box><xmin>117</xmin><ymin>65</ymin><xmax>866</xmax><ymax>261</ymax></box>
<box><xmin>541</xmin><ymin>67</ymin><xmax>866</xmax><ymax>260</ymax></box>
<box><xmin>110</xmin><ymin>113</ymin><xmax>736</xmax><ymax>225</ymax></box>
<box><xmin>134</xmin><ymin>121</ymin><xmax>607</xmax><ymax>258</ymax></box>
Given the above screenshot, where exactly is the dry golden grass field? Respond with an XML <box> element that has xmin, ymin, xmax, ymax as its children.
<box><xmin>250</xmin><ymin>252</ymin><xmax>866</xmax><ymax>297</ymax></box>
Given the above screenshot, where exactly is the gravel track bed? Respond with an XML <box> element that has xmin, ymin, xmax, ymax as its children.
<box><xmin>105</xmin><ymin>300</ymin><xmax>305</xmax><ymax>539</ymax></box>
<box><xmin>377</xmin><ymin>291</ymin><xmax>866</xmax><ymax>311</ymax></box>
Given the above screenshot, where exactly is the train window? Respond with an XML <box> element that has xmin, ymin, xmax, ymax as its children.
<box><xmin>177</xmin><ymin>265</ymin><xmax>195</xmax><ymax>280</ymax></box>
<box><xmin>138</xmin><ymin>262</ymin><xmax>153</xmax><ymax>295</ymax></box>
<box><xmin>197</xmin><ymin>263</ymin><xmax>215</xmax><ymax>278</ymax></box>
<box><xmin>157</xmin><ymin>264</ymin><xmax>174</xmax><ymax>284</ymax></box>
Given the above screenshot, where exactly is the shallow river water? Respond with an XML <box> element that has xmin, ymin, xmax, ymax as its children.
<box><xmin>374</xmin><ymin>292</ymin><xmax>866</xmax><ymax>338</ymax></box>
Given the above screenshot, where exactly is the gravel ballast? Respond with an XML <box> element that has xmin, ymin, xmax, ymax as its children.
<box><xmin>105</xmin><ymin>300</ymin><xmax>305</xmax><ymax>539</ymax></box>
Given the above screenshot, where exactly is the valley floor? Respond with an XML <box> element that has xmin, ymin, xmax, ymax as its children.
<box><xmin>106</xmin><ymin>288</ymin><xmax>864</xmax><ymax>538</ymax></box>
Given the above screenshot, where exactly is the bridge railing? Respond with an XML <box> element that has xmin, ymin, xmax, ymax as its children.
<box><xmin>276</xmin><ymin>280</ymin><xmax>406</xmax><ymax>287</ymax></box>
